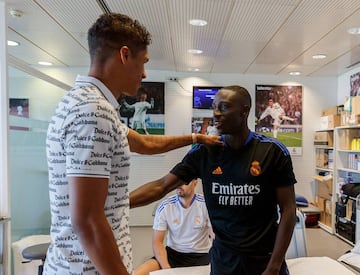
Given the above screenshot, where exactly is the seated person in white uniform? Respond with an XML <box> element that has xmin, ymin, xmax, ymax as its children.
<box><xmin>135</xmin><ymin>179</ymin><xmax>213</xmax><ymax>275</ymax></box>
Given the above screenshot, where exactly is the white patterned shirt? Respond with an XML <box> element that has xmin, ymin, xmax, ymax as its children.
<box><xmin>44</xmin><ymin>75</ymin><xmax>132</xmax><ymax>274</ymax></box>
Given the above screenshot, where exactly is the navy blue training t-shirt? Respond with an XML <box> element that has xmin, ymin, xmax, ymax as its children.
<box><xmin>171</xmin><ymin>131</ymin><xmax>297</xmax><ymax>254</ymax></box>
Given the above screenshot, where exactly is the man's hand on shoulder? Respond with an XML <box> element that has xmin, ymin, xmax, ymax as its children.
<box><xmin>197</xmin><ymin>134</ymin><xmax>224</xmax><ymax>146</ymax></box>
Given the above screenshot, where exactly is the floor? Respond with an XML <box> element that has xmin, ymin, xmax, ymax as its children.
<box><xmin>306</xmin><ymin>227</ymin><xmax>360</xmax><ymax>274</ymax></box>
<box><xmin>131</xmin><ymin>226</ymin><xmax>359</xmax><ymax>273</ymax></box>
<box><xmin>306</xmin><ymin>227</ymin><xmax>353</xmax><ymax>259</ymax></box>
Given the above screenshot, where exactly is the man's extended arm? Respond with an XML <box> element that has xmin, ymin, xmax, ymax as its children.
<box><xmin>130</xmin><ymin>173</ymin><xmax>186</xmax><ymax>208</ymax></box>
<box><xmin>127</xmin><ymin>129</ymin><xmax>223</xmax><ymax>155</ymax></box>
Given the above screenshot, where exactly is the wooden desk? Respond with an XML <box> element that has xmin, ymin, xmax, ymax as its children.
<box><xmin>149</xmin><ymin>265</ymin><xmax>210</xmax><ymax>275</ymax></box>
<box><xmin>149</xmin><ymin>257</ymin><xmax>357</xmax><ymax>275</ymax></box>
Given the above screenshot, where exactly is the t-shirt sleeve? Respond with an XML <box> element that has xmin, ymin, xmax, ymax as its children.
<box><xmin>153</xmin><ymin>202</ymin><xmax>168</xmax><ymax>231</ymax></box>
<box><xmin>65</xmin><ymin>100</ymin><xmax>118</xmax><ymax>177</ymax></box>
<box><xmin>170</xmin><ymin>145</ymin><xmax>203</xmax><ymax>184</ymax></box>
<box><xmin>273</xmin><ymin>147</ymin><xmax>297</xmax><ymax>187</ymax></box>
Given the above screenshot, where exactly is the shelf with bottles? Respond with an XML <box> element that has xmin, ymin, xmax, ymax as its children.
<box><xmin>336</xmin><ymin>149</ymin><xmax>360</xmax><ymax>172</ymax></box>
<box><xmin>335</xmin><ymin>126</ymin><xmax>360</xmax><ymax>172</ymax></box>
<box><xmin>335</xmin><ymin>126</ymin><xmax>360</xmax><ymax>151</ymax></box>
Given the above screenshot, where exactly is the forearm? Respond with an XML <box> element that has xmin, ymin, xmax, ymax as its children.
<box><xmin>130</xmin><ymin>174</ymin><xmax>184</xmax><ymax>208</ymax></box>
<box><xmin>144</xmin><ymin>134</ymin><xmax>194</xmax><ymax>154</ymax></box>
<box><xmin>266</xmin><ymin>208</ymin><xmax>296</xmax><ymax>272</ymax></box>
<box><xmin>129</xmin><ymin>132</ymin><xmax>193</xmax><ymax>154</ymax></box>
<box><xmin>128</xmin><ymin>129</ymin><xmax>222</xmax><ymax>155</ymax></box>
<box><xmin>75</xmin><ymin>217</ymin><xmax>129</xmax><ymax>275</ymax></box>
<box><xmin>153</xmin><ymin>243</ymin><xmax>171</xmax><ymax>269</ymax></box>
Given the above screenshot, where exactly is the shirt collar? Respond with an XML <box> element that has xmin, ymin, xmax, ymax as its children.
<box><xmin>221</xmin><ymin>130</ymin><xmax>254</xmax><ymax>147</ymax></box>
<box><xmin>177</xmin><ymin>194</ymin><xmax>196</xmax><ymax>208</ymax></box>
<box><xmin>75</xmin><ymin>75</ymin><xmax>120</xmax><ymax>110</ymax></box>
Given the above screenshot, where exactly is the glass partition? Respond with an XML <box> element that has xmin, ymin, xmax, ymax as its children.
<box><xmin>8</xmin><ymin>66</ymin><xmax>65</xmax><ymax>242</ymax></box>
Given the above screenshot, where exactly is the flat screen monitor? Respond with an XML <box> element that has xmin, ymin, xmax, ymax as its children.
<box><xmin>192</xmin><ymin>86</ymin><xmax>222</xmax><ymax>109</ymax></box>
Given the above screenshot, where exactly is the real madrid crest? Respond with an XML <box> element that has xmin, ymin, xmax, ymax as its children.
<box><xmin>250</xmin><ymin>161</ymin><xmax>261</xmax><ymax>176</ymax></box>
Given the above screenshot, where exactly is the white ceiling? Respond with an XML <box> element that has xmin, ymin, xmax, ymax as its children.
<box><xmin>4</xmin><ymin>0</ymin><xmax>360</xmax><ymax>83</ymax></box>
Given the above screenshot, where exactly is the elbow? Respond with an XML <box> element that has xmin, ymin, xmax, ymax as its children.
<box><xmin>71</xmin><ymin>215</ymin><xmax>91</xmax><ymax>238</ymax></box>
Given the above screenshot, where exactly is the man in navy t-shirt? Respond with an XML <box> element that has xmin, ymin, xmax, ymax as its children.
<box><xmin>131</xmin><ymin>85</ymin><xmax>297</xmax><ymax>275</ymax></box>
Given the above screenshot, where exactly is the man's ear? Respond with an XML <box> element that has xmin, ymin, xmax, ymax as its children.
<box><xmin>119</xmin><ymin>46</ymin><xmax>129</xmax><ymax>63</ymax></box>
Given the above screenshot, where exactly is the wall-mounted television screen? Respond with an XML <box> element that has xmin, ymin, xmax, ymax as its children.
<box><xmin>192</xmin><ymin>86</ymin><xmax>222</xmax><ymax>109</ymax></box>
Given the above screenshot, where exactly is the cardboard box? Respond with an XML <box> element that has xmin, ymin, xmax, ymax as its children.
<box><xmin>319</xmin><ymin>115</ymin><xmax>341</xmax><ymax>130</ymax></box>
<box><xmin>325</xmin><ymin>199</ymin><xmax>332</xmax><ymax>214</ymax></box>
<box><xmin>316</xmin><ymin>177</ymin><xmax>332</xmax><ymax>200</ymax></box>
<box><xmin>324</xmin><ymin>212</ymin><xmax>332</xmax><ymax>227</ymax></box>
<box><xmin>322</xmin><ymin>105</ymin><xmax>344</xmax><ymax>116</ymax></box>
<box><xmin>352</xmin><ymin>96</ymin><xmax>360</xmax><ymax>116</ymax></box>
<box><xmin>315</xmin><ymin>149</ymin><xmax>329</xmax><ymax>168</ymax></box>
<box><xmin>316</xmin><ymin>196</ymin><xmax>326</xmax><ymax>211</ymax></box>
<box><xmin>341</xmin><ymin>111</ymin><xmax>351</xmax><ymax>126</ymax></box>
<box><xmin>346</xmin><ymin>200</ymin><xmax>353</xmax><ymax>220</ymax></box>
<box><xmin>349</xmin><ymin>113</ymin><xmax>360</xmax><ymax>125</ymax></box>
<box><xmin>314</xmin><ymin>131</ymin><xmax>333</xmax><ymax>147</ymax></box>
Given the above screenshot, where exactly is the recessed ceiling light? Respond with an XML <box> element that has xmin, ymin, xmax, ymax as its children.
<box><xmin>189</xmin><ymin>19</ymin><xmax>207</xmax><ymax>27</ymax></box>
<box><xmin>7</xmin><ymin>40</ymin><xmax>20</xmax><ymax>46</ymax></box>
<box><xmin>188</xmin><ymin>49</ymin><xmax>203</xmax><ymax>54</ymax></box>
<box><xmin>9</xmin><ymin>9</ymin><xmax>23</xmax><ymax>18</ymax></box>
<box><xmin>312</xmin><ymin>54</ymin><xmax>327</xmax><ymax>59</ymax></box>
<box><xmin>188</xmin><ymin>68</ymin><xmax>200</xmax><ymax>72</ymax></box>
<box><xmin>38</xmin><ymin>61</ymin><xmax>53</xmax><ymax>66</ymax></box>
<box><xmin>348</xmin><ymin>27</ymin><xmax>360</xmax><ymax>35</ymax></box>
<box><xmin>289</xmin><ymin>71</ymin><xmax>301</xmax><ymax>76</ymax></box>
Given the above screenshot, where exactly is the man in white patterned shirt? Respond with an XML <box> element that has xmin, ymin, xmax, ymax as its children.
<box><xmin>43</xmin><ymin>13</ymin><xmax>222</xmax><ymax>275</ymax></box>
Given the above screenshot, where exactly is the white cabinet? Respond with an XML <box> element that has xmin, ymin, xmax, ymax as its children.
<box><xmin>334</xmin><ymin>125</ymin><xmax>360</xmax><ymax>245</ymax></box>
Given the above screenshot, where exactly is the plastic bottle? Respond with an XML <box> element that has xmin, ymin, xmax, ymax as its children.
<box><xmin>351</xmin><ymin>137</ymin><xmax>357</xmax><ymax>150</ymax></box>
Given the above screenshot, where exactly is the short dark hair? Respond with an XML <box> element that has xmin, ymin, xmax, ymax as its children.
<box><xmin>222</xmin><ymin>85</ymin><xmax>252</xmax><ymax>109</ymax></box>
<box><xmin>88</xmin><ymin>13</ymin><xmax>151</xmax><ymax>63</ymax></box>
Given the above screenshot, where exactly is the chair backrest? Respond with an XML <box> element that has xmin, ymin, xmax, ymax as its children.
<box><xmin>285</xmin><ymin>211</ymin><xmax>308</xmax><ymax>259</ymax></box>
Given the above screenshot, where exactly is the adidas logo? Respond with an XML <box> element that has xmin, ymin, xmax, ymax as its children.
<box><xmin>212</xmin><ymin>166</ymin><xmax>223</xmax><ymax>174</ymax></box>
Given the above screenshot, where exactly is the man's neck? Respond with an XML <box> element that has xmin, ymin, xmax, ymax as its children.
<box><xmin>225</xmin><ymin>128</ymin><xmax>250</xmax><ymax>150</ymax></box>
<box><xmin>178</xmin><ymin>194</ymin><xmax>195</xmax><ymax>209</ymax></box>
